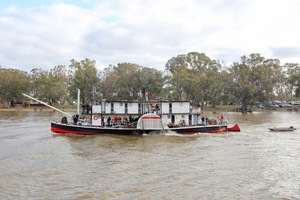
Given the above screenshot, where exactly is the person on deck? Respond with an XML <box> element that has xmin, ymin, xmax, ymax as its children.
<box><xmin>123</xmin><ymin>116</ymin><xmax>128</xmax><ymax>124</ymax></box>
<box><xmin>202</xmin><ymin>116</ymin><xmax>205</xmax><ymax>125</ymax></box>
<box><xmin>107</xmin><ymin>116</ymin><xmax>111</xmax><ymax>126</ymax></box>
<box><xmin>182</xmin><ymin>119</ymin><xmax>186</xmax><ymax>127</ymax></box>
<box><xmin>114</xmin><ymin>116</ymin><xmax>119</xmax><ymax>125</ymax></box>
<box><xmin>101</xmin><ymin>116</ymin><xmax>105</xmax><ymax>127</ymax></box>
<box><xmin>220</xmin><ymin>114</ymin><xmax>224</xmax><ymax>125</ymax></box>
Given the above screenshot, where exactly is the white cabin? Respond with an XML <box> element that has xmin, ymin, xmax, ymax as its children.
<box><xmin>89</xmin><ymin>100</ymin><xmax>201</xmax><ymax>126</ymax></box>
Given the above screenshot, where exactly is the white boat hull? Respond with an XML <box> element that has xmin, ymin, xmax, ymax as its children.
<box><xmin>269</xmin><ymin>127</ymin><xmax>296</xmax><ymax>132</ymax></box>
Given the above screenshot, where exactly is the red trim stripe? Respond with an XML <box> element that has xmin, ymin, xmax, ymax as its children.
<box><xmin>51</xmin><ymin>127</ymin><xmax>98</xmax><ymax>135</ymax></box>
<box><xmin>140</xmin><ymin>116</ymin><xmax>161</xmax><ymax>119</ymax></box>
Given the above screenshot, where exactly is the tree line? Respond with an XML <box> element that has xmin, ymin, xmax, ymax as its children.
<box><xmin>1</xmin><ymin>52</ymin><xmax>299</xmax><ymax>112</ymax></box>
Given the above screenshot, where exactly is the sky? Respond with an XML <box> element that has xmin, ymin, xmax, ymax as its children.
<box><xmin>1</xmin><ymin>0</ymin><xmax>300</xmax><ymax>72</ymax></box>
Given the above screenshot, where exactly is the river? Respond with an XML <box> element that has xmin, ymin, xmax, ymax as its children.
<box><xmin>1</xmin><ymin>110</ymin><xmax>300</xmax><ymax>200</ymax></box>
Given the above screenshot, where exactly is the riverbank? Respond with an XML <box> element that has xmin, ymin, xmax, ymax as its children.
<box><xmin>204</xmin><ymin>105</ymin><xmax>299</xmax><ymax>112</ymax></box>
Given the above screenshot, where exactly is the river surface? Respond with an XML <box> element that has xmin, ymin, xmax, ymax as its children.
<box><xmin>1</xmin><ymin>111</ymin><xmax>300</xmax><ymax>200</ymax></box>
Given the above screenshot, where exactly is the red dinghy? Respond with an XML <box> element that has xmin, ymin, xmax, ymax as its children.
<box><xmin>227</xmin><ymin>123</ymin><xmax>241</xmax><ymax>132</ymax></box>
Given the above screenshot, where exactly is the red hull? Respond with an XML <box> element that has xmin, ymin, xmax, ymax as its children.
<box><xmin>177</xmin><ymin>127</ymin><xmax>227</xmax><ymax>135</ymax></box>
<box><xmin>208</xmin><ymin>127</ymin><xmax>227</xmax><ymax>133</ymax></box>
<box><xmin>226</xmin><ymin>123</ymin><xmax>241</xmax><ymax>132</ymax></box>
<box><xmin>51</xmin><ymin>121</ymin><xmax>228</xmax><ymax>135</ymax></box>
<box><xmin>51</xmin><ymin>127</ymin><xmax>99</xmax><ymax>135</ymax></box>
<box><xmin>170</xmin><ymin>127</ymin><xmax>227</xmax><ymax>135</ymax></box>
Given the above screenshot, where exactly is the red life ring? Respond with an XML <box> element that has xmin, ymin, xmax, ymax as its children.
<box><xmin>94</xmin><ymin>115</ymin><xmax>98</xmax><ymax>120</ymax></box>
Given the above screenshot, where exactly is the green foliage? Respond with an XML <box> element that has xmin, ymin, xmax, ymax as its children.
<box><xmin>284</xmin><ymin>63</ymin><xmax>300</xmax><ymax>98</ymax></box>
<box><xmin>165</xmin><ymin>52</ymin><xmax>225</xmax><ymax>109</ymax></box>
<box><xmin>30</xmin><ymin>66</ymin><xmax>67</xmax><ymax>104</ymax></box>
<box><xmin>101</xmin><ymin>63</ymin><xmax>164</xmax><ymax>101</ymax></box>
<box><xmin>227</xmin><ymin>54</ymin><xmax>283</xmax><ymax>112</ymax></box>
<box><xmin>0</xmin><ymin>68</ymin><xmax>30</xmax><ymax>102</ymax></box>
<box><xmin>49</xmin><ymin>65</ymin><xmax>68</xmax><ymax>103</ymax></box>
<box><xmin>68</xmin><ymin>58</ymin><xmax>100</xmax><ymax>103</ymax></box>
<box><xmin>1</xmin><ymin>52</ymin><xmax>300</xmax><ymax>111</ymax></box>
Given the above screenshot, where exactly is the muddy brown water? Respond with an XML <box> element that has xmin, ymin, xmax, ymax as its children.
<box><xmin>1</xmin><ymin>111</ymin><xmax>300</xmax><ymax>199</ymax></box>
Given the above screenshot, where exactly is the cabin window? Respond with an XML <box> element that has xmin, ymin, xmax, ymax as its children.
<box><xmin>129</xmin><ymin>103</ymin><xmax>132</xmax><ymax>107</ymax></box>
<box><xmin>179</xmin><ymin>102</ymin><xmax>183</xmax><ymax>106</ymax></box>
<box><xmin>119</xmin><ymin>103</ymin><xmax>123</xmax><ymax>106</ymax></box>
<box><xmin>125</xmin><ymin>103</ymin><xmax>128</xmax><ymax>114</ymax></box>
<box><xmin>138</xmin><ymin>103</ymin><xmax>142</xmax><ymax>114</ymax></box>
<box><xmin>111</xmin><ymin>103</ymin><xmax>114</xmax><ymax>113</ymax></box>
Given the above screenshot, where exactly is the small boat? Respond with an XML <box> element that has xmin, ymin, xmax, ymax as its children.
<box><xmin>268</xmin><ymin>126</ymin><xmax>296</xmax><ymax>132</ymax></box>
<box><xmin>226</xmin><ymin>123</ymin><xmax>241</xmax><ymax>132</ymax></box>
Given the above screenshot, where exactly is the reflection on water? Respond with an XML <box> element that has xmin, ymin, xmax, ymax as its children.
<box><xmin>1</xmin><ymin>111</ymin><xmax>300</xmax><ymax>199</ymax></box>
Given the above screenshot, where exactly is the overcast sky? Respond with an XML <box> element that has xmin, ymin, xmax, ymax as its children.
<box><xmin>1</xmin><ymin>0</ymin><xmax>300</xmax><ymax>72</ymax></box>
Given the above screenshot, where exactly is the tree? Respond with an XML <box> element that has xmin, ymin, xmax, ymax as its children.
<box><xmin>256</xmin><ymin>58</ymin><xmax>283</xmax><ymax>102</ymax></box>
<box><xmin>68</xmin><ymin>58</ymin><xmax>100</xmax><ymax>104</ymax></box>
<box><xmin>30</xmin><ymin>68</ymin><xmax>49</xmax><ymax>100</ymax></box>
<box><xmin>202</xmin><ymin>60</ymin><xmax>227</xmax><ymax>107</ymax></box>
<box><xmin>227</xmin><ymin>54</ymin><xmax>283</xmax><ymax>112</ymax></box>
<box><xmin>113</xmin><ymin>63</ymin><xmax>142</xmax><ymax>100</ymax></box>
<box><xmin>165</xmin><ymin>52</ymin><xmax>224</xmax><ymax>109</ymax></box>
<box><xmin>30</xmin><ymin>66</ymin><xmax>67</xmax><ymax>104</ymax></box>
<box><xmin>228</xmin><ymin>61</ymin><xmax>256</xmax><ymax>112</ymax></box>
<box><xmin>140</xmin><ymin>67</ymin><xmax>164</xmax><ymax>100</ymax></box>
<box><xmin>48</xmin><ymin>65</ymin><xmax>68</xmax><ymax>104</ymax></box>
<box><xmin>101</xmin><ymin>63</ymin><xmax>164</xmax><ymax>101</ymax></box>
<box><xmin>0</xmin><ymin>68</ymin><xmax>30</xmax><ymax>103</ymax></box>
<box><xmin>284</xmin><ymin>63</ymin><xmax>300</xmax><ymax>99</ymax></box>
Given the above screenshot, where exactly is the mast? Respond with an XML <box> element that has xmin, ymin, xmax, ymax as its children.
<box><xmin>77</xmin><ymin>88</ymin><xmax>80</xmax><ymax>115</ymax></box>
<box><xmin>142</xmin><ymin>87</ymin><xmax>146</xmax><ymax>114</ymax></box>
<box><xmin>22</xmin><ymin>93</ymin><xmax>72</xmax><ymax>117</ymax></box>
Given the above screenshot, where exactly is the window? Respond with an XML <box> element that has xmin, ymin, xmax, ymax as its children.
<box><xmin>111</xmin><ymin>103</ymin><xmax>114</xmax><ymax>113</ymax></box>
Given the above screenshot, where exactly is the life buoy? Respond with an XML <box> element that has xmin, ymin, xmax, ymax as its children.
<box><xmin>94</xmin><ymin>115</ymin><xmax>99</xmax><ymax>120</ymax></box>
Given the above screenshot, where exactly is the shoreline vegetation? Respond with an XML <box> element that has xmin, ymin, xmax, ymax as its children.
<box><xmin>0</xmin><ymin>105</ymin><xmax>298</xmax><ymax>113</ymax></box>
